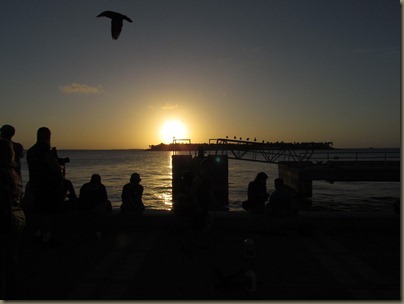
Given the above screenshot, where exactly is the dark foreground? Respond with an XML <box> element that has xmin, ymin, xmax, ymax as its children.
<box><xmin>14</xmin><ymin>209</ymin><xmax>401</xmax><ymax>300</ymax></box>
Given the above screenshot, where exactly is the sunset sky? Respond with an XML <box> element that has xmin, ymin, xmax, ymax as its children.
<box><xmin>0</xmin><ymin>0</ymin><xmax>400</xmax><ymax>149</ymax></box>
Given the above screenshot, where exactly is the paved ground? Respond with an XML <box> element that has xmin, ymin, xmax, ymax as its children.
<box><xmin>13</xmin><ymin>209</ymin><xmax>401</xmax><ymax>300</ymax></box>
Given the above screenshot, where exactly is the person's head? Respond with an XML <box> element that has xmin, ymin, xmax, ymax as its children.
<box><xmin>90</xmin><ymin>174</ymin><xmax>102</xmax><ymax>184</ymax></box>
<box><xmin>0</xmin><ymin>138</ymin><xmax>15</xmax><ymax>166</ymax></box>
<box><xmin>200</xmin><ymin>158</ymin><xmax>214</xmax><ymax>175</ymax></box>
<box><xmin>274</xmin><ymin>178</ymin><xmax>285</xmax><ymax>190</ymax></box>
<box><xmin>130</xmin><ymin>173</ymin><xmax>141</xmax><ymax>183</ymax></box>
<box><xmin>37</xmin><ymin>127</ymin><xmax>51</xmax><ymax>146</ymax></box>
<box><xmin>255</xmin><ymin>172</ymin><xmax>268</xmax><ymax>183</ymax></box>
<box><xmin>0</xmin><ymin>125</ymin><xmax>15</xmax><ymax>140</ymax></box>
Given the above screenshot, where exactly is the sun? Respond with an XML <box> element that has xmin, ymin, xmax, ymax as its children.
<box><xmin>160</xmin><ymin>120</ymin><xmax>188</xmax><ymax>143</ymax></box>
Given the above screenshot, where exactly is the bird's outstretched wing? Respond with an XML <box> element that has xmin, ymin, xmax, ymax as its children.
<box><xmin>111</xmin><ymin>19</ymin><xmax>123</xmax><ymax>40</ymax></box>
<box><xmin>97</xmin><ymin>10</ymin><xmax>132</xmax><ymax>22</ymax></box>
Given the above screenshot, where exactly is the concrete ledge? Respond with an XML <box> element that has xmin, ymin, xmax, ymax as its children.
<box><xmin>24</xmin><ymin>208</ymin><xmax>400</xmax><ymax>235</ymax></box>
<box><xmin>16</xmin><ymin>208</ymin><xmax>400</xmax><ymax>300</ymax></box>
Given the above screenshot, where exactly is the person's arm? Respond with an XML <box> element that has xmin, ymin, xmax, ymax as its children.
<box><xmin>121</xmin><ymin>185</ymin><xmax>127</xmax><ymax>203</ymax></box>
<box><xmin>101</xmin><ymin>184</ymin><xmax>108</xmax><ymax>201</ymax></box>
<box><xmin>44</xmin><ymin>151</ymin><xmax>63</xmax><ymax>178</ymax></box>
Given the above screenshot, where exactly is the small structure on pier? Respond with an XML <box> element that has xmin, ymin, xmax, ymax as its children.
<box><xmin>171</xmin><ymin>142</ymin><xmax>229</xmax><ymax>204</ymax></box>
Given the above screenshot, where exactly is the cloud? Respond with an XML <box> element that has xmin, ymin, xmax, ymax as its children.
<box><xmin>59</xmin><ymin>83</ymin><xmax>104</xmax><ymax>94</ymax></box>
<box><xmin>161</xmin><ymin>103</ymin><xmax>178</xmax><ymax>110</ymax></box>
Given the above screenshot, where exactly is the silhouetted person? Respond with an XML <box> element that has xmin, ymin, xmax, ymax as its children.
<box><xmin>79</xmin><ymin>174</ymin><xmax>112</xmax><ymax>213</ymax></box>
<box><xmin>0</xmin><ymin>139</ymin><xmax>26</xmax><ymax>299</ymax></box>
<box><xmin>27</xmin><ymin>127</ymin><xmax>65</xmax><ymax>247</ymax></box>
<box><xmin>77</xmin><ymin>174</ymin><xmax>111</xmax><ymax>240</ymax></box>
<box><xmin>242</xmin><ymin>172</ymin><xmax>269</xmax><ymax>214</ymax></box>
<box><xmin>182</xmin><ymin>158</ymin><xmax>217</xmax><ymax>252</ymax></box>
<box><xmin>0</xmin><ymin>125</ymin><xmax>24</xmax><ymax>178</ymax></box>
<box><xmin>61</xmin><ymin>178</ymin><xmax>78</xmax><ymax>210</ymax></box>
<box><xmin>173</xmin><ymin>170</ymin><xmax>194</xmax><ymax>216</ymax></box>
<box><xmin>121</xmin><ymin>173</ymin><xmax>145</xmax><ymax>214</ymax></box>
<box><xmin>266</xmin><ymin>178</ymin><xmax>298</xmax><ymax>217</ymax></box>
<box><xmin>97</xmin><ymin>10</ymin><xmax>133</xmax><ymax>40</ymax></box>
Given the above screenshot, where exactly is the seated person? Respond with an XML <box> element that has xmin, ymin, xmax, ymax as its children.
<box><xmin>242</xmin><ymin>172</ymin><xmax>269</xmax><ymax>214</ymax></box>
<box><xmin>22</xmin><ymin>179</ymin><xmax>77</xmax><ymax>214</ymax></box>
<box><xmin>78</xmin><ymin>174</ymin><xmax>112</xmax><ymax>213</ymax></box>
<box><xmin>60</xmin><ymin>179</ymin><xmax>78</xmax><ymax>212</ymax></box>
<box><xmin>266</xmin><ymin>178</ymin><xmax>298</xmax><ymax>217</ymax></box>
<box><xmin>121</xmin><ymin>173</ymin><xmax>145</xmax><ymax>214</ymax></box>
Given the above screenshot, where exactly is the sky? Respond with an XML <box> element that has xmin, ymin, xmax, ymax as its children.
<box><xmin>0</xmin><ymin>0</ymin><xmax>401</xmax><ymax>149</ymax></box>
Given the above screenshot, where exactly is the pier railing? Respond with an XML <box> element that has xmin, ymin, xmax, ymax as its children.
<box><xmin>308</xmin><ymin>150</ymin><xmax>400</xmax><ymax>165</ymax></box>
<box><xmin>207</xmin><ymin>138</ymin><xmax>316</xmax><ymax>163</ymax></box>
<box><xmin>206</xmin><ymin>138</ymin><xmax>400</xmax><ymax>164</ymax></box>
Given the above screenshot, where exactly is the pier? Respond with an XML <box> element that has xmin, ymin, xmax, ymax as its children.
<box><xmin>278</xmin><ymin>160</ymin><xmax>400</xmax><ymax>197</ymax></box>
<box><xmin>173</xmin><ymin>138</ymin><xmax>400</xmax><ymax>199</ymax></box>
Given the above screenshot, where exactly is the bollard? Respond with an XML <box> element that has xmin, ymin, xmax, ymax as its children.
<box><xmin>245</xmin><ymin>270</ymin><xmax>257</xmax><ymax>292</ymax></box>
<box><xmin>243</xmin><ymin>238</ymin><xmax>257</xmax><ymax>292</ymax></box>
<box><xmin>244</xmin><ymin>238</ymin><xmax>255</xmax><ymax>259</ymax></box>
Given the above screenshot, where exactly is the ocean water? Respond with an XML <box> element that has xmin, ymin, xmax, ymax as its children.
<box><xmin>19</xmin><ymin>149</ymin><xmax>400</xmax><ymax>212</ymax></box>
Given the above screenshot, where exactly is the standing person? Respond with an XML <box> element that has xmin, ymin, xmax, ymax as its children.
<box><xmin>27</xmin><ymin>127</ymin><xmax>65</xmax><ymax>247</ymax></box>
<box><xmin>242</xmin><ymin>172</ymin><xmax>269</xmax><ymax>214</ymax></box>
<box><xmin>78</xmin><ymin>174</ymin><xmax>112</xmax><ymax>213</ymax></box>
<box><xmin>183</xmin><ymin>158</ymin><xmax>217</xmax><ymax>251</ymax></box>
<box><xmin>0</xmin><ymin>139</ymin><xmax>26</xmax><ymax>299</ymax></box>
<box><xmin>0</xmin><ymin>125</ymin><xmax>24</xmax><ymax>178</ymax></box>
<box><xmin>120</xmin><ymin>173</ymin><xmax>145</xmax><ymax>214</ymax></box>
<box><xmin>266</xmin><ymin>178</ymin><xmax>298</xmax><ymax>217</ymax></box>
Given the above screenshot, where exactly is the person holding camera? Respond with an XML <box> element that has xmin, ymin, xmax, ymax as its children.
<box><xmin>27</xmin><ymin>127</ymin><xmax>67</xmax><ymax>247</ymax></box>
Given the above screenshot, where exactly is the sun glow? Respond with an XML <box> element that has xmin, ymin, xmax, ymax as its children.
<box><xmin>160</xmin><ymin>120</ymin><xmax>188</xmax><ymax>143</ymax></box>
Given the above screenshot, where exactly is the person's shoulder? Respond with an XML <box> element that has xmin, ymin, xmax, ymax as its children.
<box><xmin>123</xmin><ymin>182</ymin><xmax>132</xmax><ymax>189</ymax></box>
<box><xmin>27</xmin><ymin>143</ymin><xmax>37</xmax><ymax>152</ymax></box>
<box><xmin>81</xmin><ymin>182</ymin><xmax>93</xmax><ymax>189</ymax></box>
<box><xmin>13</xmin><ymin>142</ymin><xmax>23</xmax><ymax>150</ymax></box>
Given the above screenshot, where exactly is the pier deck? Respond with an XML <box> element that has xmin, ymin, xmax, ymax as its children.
<box><xmin>14</xmin><ymin>209</ymin><xmax>400</xmax><ymax>300</ymax></box>
<box><xmin>279</xmin><ymin>161</ymin><xmax>400</xmax><ymax>197</ymax></box>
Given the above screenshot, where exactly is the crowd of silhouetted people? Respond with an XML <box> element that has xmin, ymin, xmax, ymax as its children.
<box><xmin>0</xmin><ymin>124</ymin><xmax>313</xmax><ymax>299</ymax></box>
<box><xmin>0</xmin><ymin>125</ymin><xmax>147</xmax><ymax>299</ymax></box>
<box><xmin>241</xmin><ymin>172</ymin><xmax>299</xmax><ymax>217</ymax></box>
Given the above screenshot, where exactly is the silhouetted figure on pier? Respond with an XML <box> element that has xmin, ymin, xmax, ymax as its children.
<box><xmin>242</xmin><ymin>172</ymin><xmax>269</xmax><ymax>214</ymax></box>
<box><xmin>97</xmin><ymin>10</ymin><xmax>133</xmax><ymax>40</ymax></box>
<box><xmin>1</xmin><ymin>125</ymin><xmax>24</xmax><ymax>178</ymax></box>
<box><xmin>0</xmin><ymin>139</ymin><xmax>26</xmax><ymax>299</ymax></box>
<box><xmin>79</xmin><ymin>174</ymin><xmax>112</xmax><ymax>213</ymax></box>
<box><xmin>266</xmin><ymin>178</ymin><xmax>298</xmax><ymax>217</ymax></box>
<box><xmin>172</xmin><ymin>170</ymin><xmax>194</xmax><ymax>216</ymax></box>
<box><xmin>181</xmin><ymin>158</ymin><xmax>217</xmax><ymax>252</ymax></box>
<box><xmin>121</xmin><ymin>173</ymin><xmax>145</xmax><ymax>214</ymax></box>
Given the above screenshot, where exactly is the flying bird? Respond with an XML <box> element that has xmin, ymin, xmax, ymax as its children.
<box><xmin>97</xmin><ymin>11</ymin><xmax>132</xmax><ymax>40</ymax></box>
